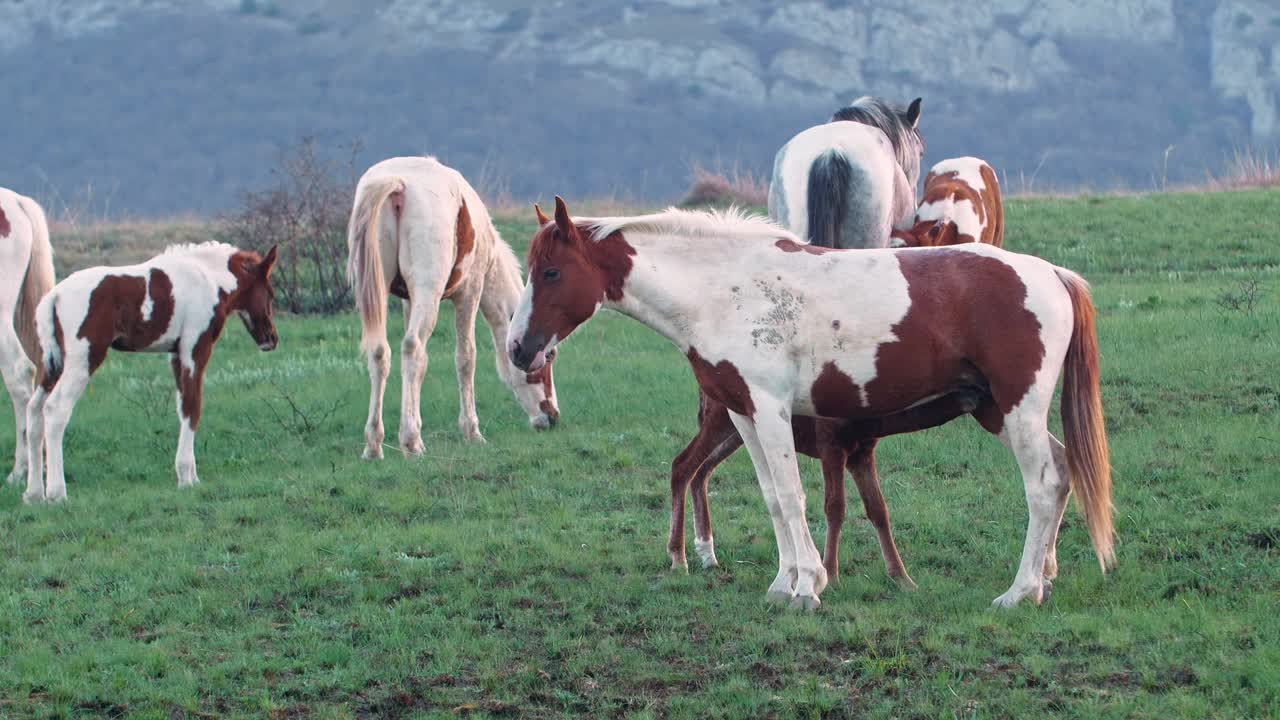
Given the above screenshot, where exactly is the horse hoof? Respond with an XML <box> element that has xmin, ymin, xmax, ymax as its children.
<box><xmin>670</xmin><ymin>559</ymin><xmax>689</xmax><ymax>574</ymax></box>
<box><xmin>45</xmin><ymin>490</ymin><xmax>67</xmax><ymax>504</ymax></box>
<box><xmin>361</xmin><ymin>446</ymin><xmax>383</xmax><ymax>461</ymax></box>
<box><xmin>991</xmin><ymin>584</ymin><xmax>1041</xmax><ymax>609</ymax></box>
<box><xmin>789</xmin><ymin>594</ymin><xmax>821</xmax><ymax>611</ymax></box>
<box><xmin>765</xmin><ymin>588</ymin><xmax>794</xmax><ymax>606</ymax></box>
<box><xmin>400</xmin><ymin>440</ymin><xmax>425</xmax><ymax>458</ymax></box>
<box><xmin>5</xmin><ymin>470</ymin><xmax>22</xmax><ymax>486</ymax></box>
<box><xmin>893</xmin><ymin>574</ymin><xmax>919</xmax><ymax>591</ymax></box>
<box><xmin>22</xmin><ymin>491</ymin><xmax>44</xmax><ymax>504</ymax></box>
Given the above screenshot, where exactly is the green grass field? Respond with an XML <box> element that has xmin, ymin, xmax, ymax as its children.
<box><xmin>2</xmin><ymin>190</ymin><xmax>1278</xmax><ymax>719</ymax></box>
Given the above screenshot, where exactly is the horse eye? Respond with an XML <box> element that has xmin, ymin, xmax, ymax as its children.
<box><xmin>543</xmin><ymin>267</ymin><xmax>561</xmax><ymax>282</ymax></box>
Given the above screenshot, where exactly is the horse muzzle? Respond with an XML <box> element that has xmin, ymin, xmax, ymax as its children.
<box><xmin>508</xmin><ymin>336</ymin><xmax>547</xmax><ymax>372</ymax></box>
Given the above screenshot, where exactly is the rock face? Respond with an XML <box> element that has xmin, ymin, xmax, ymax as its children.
<box><xmin>0</xmin><ymin>0</ymin><xmax>1274</xmax><ymax>213</ymax></box>
<box><xmin>1212</xmin><ymin>1</ymin><xmax>1280</xmax><ymax>141</ymax></box>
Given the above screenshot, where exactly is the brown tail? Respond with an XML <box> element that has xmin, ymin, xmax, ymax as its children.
<box><xmin>14</xmin><ymin>195</ymin><xmax>56</xmax><ymax>369</ymax></box>
<box><xmin>346</xmin><ymin>177</ymin><xmax>404</xmax><ymax>354</ymax></box>
<box><xmin>1056</xmin><ymin>268</ymin><xmax>1114</xmax><ymax>572</ymax></box>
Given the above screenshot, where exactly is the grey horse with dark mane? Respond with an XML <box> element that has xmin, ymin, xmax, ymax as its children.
<box><xmin>769</xmin><ymin>96</ymin><xmax>924</xmax><ymax>249</ymax></box>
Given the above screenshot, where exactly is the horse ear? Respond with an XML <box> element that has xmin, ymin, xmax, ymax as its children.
<box><xmin>905</xmin><ymin>97</ymin><xmax>922</xmax><ymax>128</ymax></box>
<box><xmin>553</xmin><ymin>196</ymin><xmax>574</xmax><ymax>240</ymax></box>
<box><xmin>261</xmin><ymin>245</ymin><xmax>279</xmax><ymax>277</ymax></box>
<box><xmin>534</xmin><ymin>203</ymin><xmax>550</xmax><ymax>226</ymax></box>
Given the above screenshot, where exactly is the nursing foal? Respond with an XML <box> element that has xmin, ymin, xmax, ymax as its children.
<box><xmin>509</xmin><ymin>199</ymin><xmax>1113</xmax><ymax>610</ymax></box>
<box><xmin>24</xmin><ymin>243</ymin><xmax>278</xmax><ymax>503</ymax></box>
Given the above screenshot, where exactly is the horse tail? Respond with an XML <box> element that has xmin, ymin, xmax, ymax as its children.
<box><xmin>34</xmin><ymin>291</ymin><xmax>61</xmax><ymax>389</ymax></box>
<box><xmin>347</xmin><ymin>177</ymin><xmax>404</xmax><ymax>354</ymax></box>
<box><xmin>805</xmin><ymin>150</ymin><xmax>851</xmax><ymax>248</ymax></box>
<box><xmin>1056</xmin><ymin>268</ymin><xmax>1114</xmax><ymax>572</ymax></box>
<box><xmin>14</xmin><ymin>195</ymin><xmax>55</xmax><ymax>368</ymax></box>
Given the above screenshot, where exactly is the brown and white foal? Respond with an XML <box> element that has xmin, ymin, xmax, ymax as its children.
<box><xmin>892</xmin><ymin>156</ymin><xmax>1004</xmax><ymax>248</ymax></box>
<box><xmin>24</xmin><ymin>243</ymin><xmax>279</xmax><ymax>503</ymax></box>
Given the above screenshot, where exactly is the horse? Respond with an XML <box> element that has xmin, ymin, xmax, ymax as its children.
<box><xmin>0</xmin><ymin>188</ymin><xmax>55</xmax><ymax>488</ymax></box>
<box><xmin>347</xmin><ymin>156</ymin><xmax>559</xmax><ymax>460</ymax></box>
<box><xmin>892</xmin><ymin>157</ymin><xmax>1005</xmax><ymax>248</ymax></box>
<box><xmin>22</xmin><ymin>242</ymin><xmax>279</xmax><ymax>503</ymax></box>
<box><xmin>768</xmin><ymin>96</ymin><xmax>924</xmax><ymax>249</ymax></box>
<box><xmin>669</xmin><ymin>386</ymin><xmax>985</xmax><ymax>588</ymax></box>
<box><xmin>508</xmin><ymin>198</ymin><xmax>1113</xmax><ymax>610</ymax></box>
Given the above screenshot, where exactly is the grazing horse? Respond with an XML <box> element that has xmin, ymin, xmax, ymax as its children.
<box><xmin>347</xmin><ymin>156</ymin><xmax>559</xmax><ymax>459</ymax></box>
<box><xmin>509</xmin><ymin>199</ymin><xmax>1113</xmax><ymax>610</ymax></box>
<box><xmin>670</xmin><ymin>387</ymin><xmax>985</xmax><ymax>587</ymax></box>
<box><xmin>768</xmin><ymin>96</ymin><xmax>924</xmax><ymax>249</ymax></box>
<box><xmin>892</xmin><ymin>157</ymin><xmax>1005</xmax><ymax>248</ymax></box>
<box><xmin>23</xmin><ymin>243</ymin><xmax>279</xmax><ymax>503</ymax></box>
<box><xmin>0</xmin><ymin>188</ymin><xmax>55</xmax><ymax>487</ymax></box>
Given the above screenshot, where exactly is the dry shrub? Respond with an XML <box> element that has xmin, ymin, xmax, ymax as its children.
<box><xmin>680</xmin><ymin>163</ymin><xmax>769</xmax><ymax>208</ymax></box>
<box><xmin>222</xmin><ymin>138</ymin><xmax>361</xmax><ymax>314</ymax></box>
<box><xmin>1206</xmin><ymin>147</ymin><xmax>1280</xmax><ymax>191</ymax></box>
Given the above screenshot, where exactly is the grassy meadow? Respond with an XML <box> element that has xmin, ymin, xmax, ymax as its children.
<box><xmin>1</xmin><ymin>190</ymin><xmax>1278</xmax><ymax>718</ymax></box>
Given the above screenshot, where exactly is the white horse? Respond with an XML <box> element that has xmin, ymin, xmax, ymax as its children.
<box><xmin>24</xmin><ymin>242</ymin><xmax>279</xmax><ymax>503</ymax></box>
<box><xmin>347</xmin><ymin>156</ymin><xmax>560</xmax><ymax>459</ymax></box>
<box><xmin>509</xmin><ymin>199</ymin><xmax>1114</xmax><ymax>610</ymax></box>
<box><xmin>769</xmin><ymin>96</ymin><xmax>924</xmax><ymax>249</ymax></box>
<box><xmin>0</xmin><ymin>188</ymin><xmax>55</xmax><ymax>487</ymax></box>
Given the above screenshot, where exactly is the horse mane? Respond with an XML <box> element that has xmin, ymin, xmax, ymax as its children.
<box><xmin>586</xmin><ymin>207</ymin><xmax>790</xmax><ymax>244</ymax></box>
<box><xmin>163</xmin><ymin>240</ymin><xmax>242</xmax><ymax>257</ymax></box>
<box><xmin>830</xmin><ymin>96</ymin><xmax>925</xmax><ymax>181</ymax></box>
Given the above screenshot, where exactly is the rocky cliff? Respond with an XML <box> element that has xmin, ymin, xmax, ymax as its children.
<box><xmin>0</xmin><ymin>0</ymin><xmax>1274</xmax><ymax>214</ymax></box>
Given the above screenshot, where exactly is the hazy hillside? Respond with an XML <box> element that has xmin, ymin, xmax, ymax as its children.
<box><xmin>1</xmin><ymin>0</ymin><xmax>1276</xmax><ymax>215</ymax></box>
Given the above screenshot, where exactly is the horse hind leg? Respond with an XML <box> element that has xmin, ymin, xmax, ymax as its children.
<box><xmin>362</xmin><ymin>334</ymin><xmax>391</xmax><ymax>460</ymax></box>
<box><xmin>1042</xmin><ymin>434</ymin><xmax>1071</xmax><ymax>582</ymax></box>
<box><xmin>37</xmin><ymin>357</ymin><xmax>91</xmax><ymax>503</ymax></box>
<box><xmin>23</xmin><ymin>385</ymin><xmax>48</xmax><ymax>503</ymax></box>
<box><xmin>989</xmin><ymin>408</ymin><xmax>1071</xmax><ymax>609</ymax></box>
<box><xmin>846</xmin><ymin>442</ymin><xmax>916</xmax><ymax>590</ymax></box>
<box><xmin>0</xmin><ymin>321</ymin><xmax>34</xmax><ymax>486</ymax></box>
<box><xmin>398</xmin><ymin>286</ymin><xmax>443</xmax><ymax>457</ymax></box>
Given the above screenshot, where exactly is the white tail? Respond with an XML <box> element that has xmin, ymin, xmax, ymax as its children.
<box><xmin>347</xmin><ymin>178</ymin><xmax>405</xmax><ymax>353</ymax></box>
<box><xmin>14</xmin><ymin>196</ymin><xmax>55</xmax><ymax>368</ymax></box>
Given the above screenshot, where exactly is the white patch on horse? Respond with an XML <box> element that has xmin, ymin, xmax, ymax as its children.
<box><xmin>929</xmin><ymin>157</ymin><xmax>987</xmax><ymax>191</ymax></box>
<box><xmin>916</xmin><ymin>196</ymin><xmax>984</xmax><ymax>240</ymax></box>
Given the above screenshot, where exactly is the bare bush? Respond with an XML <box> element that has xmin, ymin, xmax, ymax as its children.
<box><xmin>1206</xmin><ymin>147</ymin><xmax>1280</xmax><ymax>192</ymax></box>
<box><xmin>680</xmin><ymin>163</ymin><xmax>769</xmax><ymax>208</ymax></box>
<box><xmin>222</xmin><ymin>138</ymin><xmax>361</xmax><ymax>314</ymax></box>
<box><xmin>1215</xmin><ymin>277</ymin><xmax>1265</xmax><ymax>316</ymax></box>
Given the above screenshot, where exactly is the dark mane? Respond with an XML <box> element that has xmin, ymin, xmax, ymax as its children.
<box><xmin>830</xmin><ymin>96</ymin><xmax>925</xmax><ymax>184</ymax></box>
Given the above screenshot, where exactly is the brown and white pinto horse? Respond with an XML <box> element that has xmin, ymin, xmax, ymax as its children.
<box><xmin>670</xmin><ymin>387</ymin><xmax>984</xmax><ymax>587</ymax></box>
<box><xmin>23</xmin><ymin>242</ymin><xmax>279</xmax><ymax>503</ymax></box>
<box><xmin>347</xmin><ymin>157</ymin><xmax>559</xmax><ymax>459</ymax></box>
<box><xmin>509</xmin><ymin>199</ymin><xmax>1113</xmax><ymax>610</ymax></box>
<box><xmin>0</xmin><ymin>188</ymin><xmax>55</xmax><ymax>487</ymax></box>
<box><xmin>892</xmin><ymin>157</ymin><xmax>1004</xmax><ymax>248</ymax></box>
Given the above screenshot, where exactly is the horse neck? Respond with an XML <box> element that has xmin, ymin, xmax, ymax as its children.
<box><xmin>604</xmin><ymin>233</ymin><xmax>729</xmax><ymax>350</ymax></box>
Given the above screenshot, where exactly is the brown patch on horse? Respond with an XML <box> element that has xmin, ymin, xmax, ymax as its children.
<box><xmin>442</xmin><ymin>200</ymin><xmax>476</xmax><ymax>299</ymax></box>
<box><xmin>687</xmin><ymin>347</ymin><xmax>755</xmax><ymax>418</ymax></box>
<box><xmin>173</xmin><ymin>315</ymin><xmax>222</xmax><ymax>427</ymax></box>
<box><xmin>0</xmin><ymin>206</ymin><xmax>9</xmax><ymax>237</ymax></box>
<box><xmin>40</xmin><ymin>307</ymin><xmax>65</xmax><ymax>392</ymax></box>
<box><xmin>775</xmin><ymin>238</ymin><xmax>837</xmax><ymax>255</ymax></box>
<box><xmin>868</xmin><ymin>251</ymin><xmax>1041</xmax><ymax>432</ymax></box>
<box><xmin>978</xmin><ymin>163</ymin><xmax>1005</xmax><ymax>247</ymax></box>
<box><xmin>521</xmin><ymin>201</ymin><xmax>636</xmax><ymax>347</ymax></box>
<box><xmin>77</xmin><ymin>269</ymin><xmax>177</xmax><ymax>371</ymax></box>
<box><xmin>807</xmin><ymin>251</ymin><xmax>1042</xmax><ymax>432</ymax></box>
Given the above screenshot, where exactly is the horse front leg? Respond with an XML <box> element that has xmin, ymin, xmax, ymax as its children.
<box><xmin>846</xmin><ymin>441</ymin><xmax>915</xmax><ymax>589</ymax></box>
<box><xmin>171</xmin><ymin>354</ymin><xmax>206</xmax><ymax>488</ymax></box>
<box><xmin>729</xmin><ymin>396</ymin><xmax>827</xmax><ymax>610</ymax></box>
